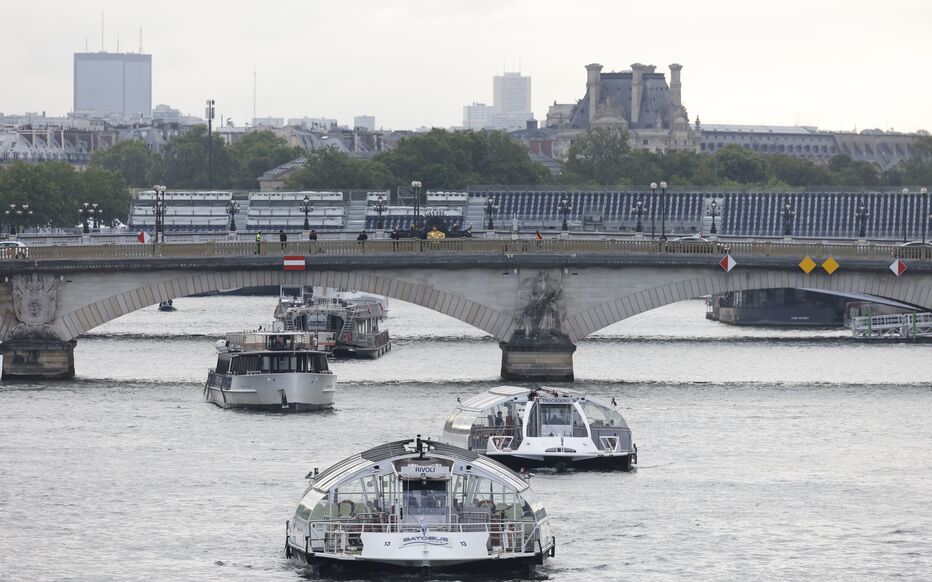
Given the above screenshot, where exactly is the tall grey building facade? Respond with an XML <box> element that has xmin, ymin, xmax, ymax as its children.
<box><xmin>73</xmin><ymin>52</ymin><xmax>152</xmax><ymax>120</ymax></box>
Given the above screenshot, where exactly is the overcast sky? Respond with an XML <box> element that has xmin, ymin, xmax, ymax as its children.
<box><xmin>3</xmin><ymin>0</ymin><xmax>930</xmax><ymax>132</ymax></box>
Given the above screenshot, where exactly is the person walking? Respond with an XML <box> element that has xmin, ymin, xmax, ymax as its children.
<box><xmin>255</xmin><ymin>231</ymin><xmax>262</xmax><ymax>255</ymax></box>
<box><xmin>279</xmin><ymin>229</ymin><xmax>287</xmax><ymax>250</ymax></box>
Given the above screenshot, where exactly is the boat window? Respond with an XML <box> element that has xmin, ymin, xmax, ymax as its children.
<box><xmin>215</xmin><ymin>354</ymin><xmax>230</xmax><ymax>374</ymax></box>
<box><xmin>403</xmin><ymin>479</ymin><xmax>447</xmax><ymax>514</ymax></box>
<box><xmin>540</xmin><ymin>403</ymin><xmax>573</xmax><ymax>436</ymax></box>
<box><xmin>303</xmin><ymin>314</ymin><xmax>328</xmax><ymax>331</ymax></box>
<box><xmin>450</xmin><ymin>474</ymin><xmax>519</xmax><ymax>521</ymax></box>
<box><xmin>326</xmin><ymin>474</ymin><xmax>387</xmax><ymax>519</ymax></box>
<box><xmin>259</xmin><ymin>356</ymin><xmax>271</xmax><ymax>372</ymax></box>
<box><xmin>578</xmin><ymin>400</ymin><xmax>629</xmax><ymax>429</ymax></box>
<box><xmin>526</xmin><ymin>403</ymin><xmax>540</xmax><ymax>438</ymax></box>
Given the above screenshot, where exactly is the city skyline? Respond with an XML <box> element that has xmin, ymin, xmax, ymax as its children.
<box><xmin>2</xmin><ymin>0</ymin><xmax>931</xmax><ymax>133</ymax></box>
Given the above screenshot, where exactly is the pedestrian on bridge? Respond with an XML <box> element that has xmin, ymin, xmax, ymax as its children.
<box><xmin>255</xmin><ymin>231</ymin><xmax>262</xmax><ymax>255</ymax></box>
<box><xmin>308</xmin><ymin>229</ymin><xmax>318</xmax><ymax>241</ymax></box>
<box><xmin>279</xmin><ymin>229</ymin><xmax>287</xmax><ymax>250</ymax></box>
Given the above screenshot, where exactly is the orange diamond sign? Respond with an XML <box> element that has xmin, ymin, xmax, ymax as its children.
<box><xmin>799</xmin><ymin>256</ymin><xmax>816</xmax><ymax>274</ymax></box>
<box><xmin>821</xmin><ymin>257</ymin><xmax>839</xmax><ymax>275</ymax></box>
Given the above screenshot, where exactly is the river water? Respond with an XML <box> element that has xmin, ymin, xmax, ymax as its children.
<box><xmin>1</xmin><ymin>297</ymin><xmax>930</xmax><ymax>581</ymax></box>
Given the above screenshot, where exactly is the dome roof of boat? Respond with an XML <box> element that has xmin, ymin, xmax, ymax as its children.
<box><xmin>457</xmin><ymin>385</ymin><xmax>603</xmax><ymax>410</ymax></box>
<box><xmin>309</xmin><ymin>437</ymin><xmax>529</xmax><ymax>492</ymax></box>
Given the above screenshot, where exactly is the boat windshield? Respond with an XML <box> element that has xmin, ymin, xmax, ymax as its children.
<box><xmin>529</xmin><ymin>398</ymin><xmax>586</xmax><ymax>438</ymax></box>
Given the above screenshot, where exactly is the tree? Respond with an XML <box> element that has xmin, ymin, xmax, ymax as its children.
<box><xmin>767</xmin><ymin>154</ymin><xmax>832</xmax><ymax>187</ymax></box>
<box><xmin>286</xmin><ymin>148</ymin><xmax>395</xmax><ymax>190</ymax></box>
<box><xmin>228</xmin><ymin>131</ymin><xmax>303</xmax><ymax>190</ymax></box>
<box><xmin>148</xmin><ymin>125</ymin><xmax>235</xmax><ymax>189</ymax></box>
<box><xmin>900</xmin><ymin>136</ymin><xmax>932</xmax><ymax>186</ymax></box>
<box><xmin>0</xmin><ymin>161</ymin><xmax>129</xmax><ymax>228</ymax></box>
<box><xmin>375</xmin><ymin>129</ymin><xmax>548</xmax><ymax>189</ymax></box>
<box><xmin>827</xmin><ymin>155</ymin><xmax>880</xmax><ymax>187</ymax></box>
<box><xmin>713</xmin><ymin>145</ymin><xmax>769</xmax><ymax>184</ymax></box>
<box><xmin>90</xmin><ymin>140</ymin><xmax>154</xmax><ymax>187</ymax></box>
<box><xmin>561</xmin><ymin>127</ymin><xmax>632</xmax><ymax>185</ymax></box>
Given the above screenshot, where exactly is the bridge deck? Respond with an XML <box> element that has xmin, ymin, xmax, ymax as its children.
<box><xmin>2</xmin><ymin>238</ymin><xmax>931</xmax><ymax>263</ymax></box>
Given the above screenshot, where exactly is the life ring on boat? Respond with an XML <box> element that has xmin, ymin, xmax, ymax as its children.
<box><xmin>478</xmin><ymin>499</ymin><xmax>495</xmax><ymax>510</ymax></box>
<box><xmin>338</xmin><ymin>499</ymin><xmax>356</xmax><ymax>516</ymax></box>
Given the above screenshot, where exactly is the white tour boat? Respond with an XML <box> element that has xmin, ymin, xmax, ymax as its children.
<box><xmin>204</xmin><ymin>328</ymin><xmax>335</xmax><ymax>411</ymax></box>
<box><xmin>285</xmin><ymin>436</ymin><xmax>556</xmax><ymax>575</ymax></box>
<box><xmin>442</xmin><ymin>386</ymin><xmax>637</xmax><ymax>471</ymax></box>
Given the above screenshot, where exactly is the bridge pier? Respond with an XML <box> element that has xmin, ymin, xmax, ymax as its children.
<box><xmin>0</xmin><ymin>339</ymin><xmax>76</xmax><ymax>379</ymax></box>
<box><xmin>499</xmin><ymin>332</ymin><xmax>576</xmax><ymax>382</ymax></box>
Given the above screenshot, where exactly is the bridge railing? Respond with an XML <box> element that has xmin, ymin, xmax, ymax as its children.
<box><xmin>5</xmin><ymin>238</ymin><xmax>928</xmax><ymax>261</ymax></box>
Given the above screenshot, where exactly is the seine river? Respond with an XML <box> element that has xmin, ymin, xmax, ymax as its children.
<box><xmin>1</xmin><ymin>297</ymin><xmax>930</xmax><ymax>581</ymax></box>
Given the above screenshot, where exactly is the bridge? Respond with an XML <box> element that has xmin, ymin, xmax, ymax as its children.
<box><xmin>1</xmin><ymin>238</ymin><xmax>931</xmax><ymax>380</ymax></box>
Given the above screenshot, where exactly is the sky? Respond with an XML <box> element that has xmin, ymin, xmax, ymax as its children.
<box><xmin>3</xmin><ymin>0</ymin><xmax>931</xmax><ymax>133</ymax></box>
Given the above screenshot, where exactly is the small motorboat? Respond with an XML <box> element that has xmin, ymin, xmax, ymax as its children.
<box><xmin>158</xmin><ymin>299</ymin><xmax>177</xmax><ymax>312</ymax></box>
<box><xmin>441</xmin><ymin>386</ymin><xmax>637</xmax><ymax>471</ymax></box>
<box><xmin>204</xmin><ymin>326</ymin><xmax>336</xmax><ymax>411</ymax></box>
<box><xmin>285</xmin><ymin>436</ymin><xmax>555</xmax><ymax>575</ymax></box>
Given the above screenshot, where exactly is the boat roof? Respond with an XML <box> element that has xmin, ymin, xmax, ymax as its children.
<box><xmin>311</xmin><ymin>437</ymin><xmax>526</xmax><ymax>492</ymax></box>
<box><xmin>458</xmin><ymin>385</ymin><xmax>595</xmax><ymax>410</ymax></box>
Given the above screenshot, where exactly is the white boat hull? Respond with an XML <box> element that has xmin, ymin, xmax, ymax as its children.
<box><xmin>205</xmin><ymin>372</ymin><xmax>335</xmax><ymax>411</ymax></box>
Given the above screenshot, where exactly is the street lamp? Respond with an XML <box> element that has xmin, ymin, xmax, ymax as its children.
<box><xmin>922</xmin><ymin>187</ymin><xmax>929</xmax><ymax>244</ymax></box>
<box><xmin>226</xmin><ymin>199</ymin><xmax>240</xmax><ymax>232</ymax></box>
<box><xmin>901</xmin><ymin>187</ymin><xmax>910</xmax><ymax>243</ymax></box>
<box><xmin>558</xmin><ymin>197</ymin><xmax>571</xmax><ymax>232</ymax></box>
<box><xmin>7</xmin><ymin>203</ymin><xmax>33</xmax><ymax>236</ymax></box>
<box><xmin>206</xmin><ymin>99</ymin><xmax>216</xmax><ymax>189</ymax></box>
<box><xmin>152</xmin><ymin>184</ymin><xmax>167</xmax><ymax>243</ymax></box>
<box><xmin>649</xmin><ymin>182</ymin><xmax>657</xmax><ymax>239</ymax></box>
<box><xmin>301</xmin><ymin>194</ymin><xmax>313</xmax><ymax>231</ymax></box>
<box><xmin>375</xmin><ymin>194</ymin><xmax>387</xmax><ymax>230</ymax></box>
<box><xmin>856</xmin><ymin>199</ymin><xmax>869</xmax><ymax>240</ymax></box>
<box><xmin>631</xmin><ymin>199</ymin><xmax>646</xmax><ymax>233</ymax></box>
<box><xmin>781</xmin><ymin>200</ymin><xmax>795</xmax><ymax>237</ymax></box>
<box><xmin>78</xmin><ymin>202</ymin><xmax>97</xmax><ymax>234</ymax></box>
<box><xmin>484</xmin><ymin>197</ymin><xmax>499</xmax><ymax>230</ymax></box>
<box><xmin>708</xmin><ymin>200</ymin><xmax>720</xmax><ymax>235</ymax></box>
<box><xmin>91</xmin><ymin>203</ymin><xmax>100</xmax><ymax>230</ymax></box>
<box><xmin>659</xmin><ymin>181</ymin><xmax>668</xmax><ymax>240</ymax></box>
<box><xmin>411</xmin><ymin>180</ymin><xmax>422</xmax><ymax>227</ymax></box>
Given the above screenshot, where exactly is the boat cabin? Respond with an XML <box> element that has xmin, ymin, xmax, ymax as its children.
<box><xmin>441</xmin><ymin>386</ymin><xmax>635</xmax><ymax>469</ymax></box>
<box><xmin>213</xmin><ymin>330</ymin><xmax>330</xmax><ymax>377</ymax></box>
<box><xmin>288</xmin><ymin>437</ymin><xmax>554</xmax><ymax>567</ymax></box>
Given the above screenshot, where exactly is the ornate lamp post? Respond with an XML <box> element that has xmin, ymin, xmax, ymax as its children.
<box><xmin>375</xmin><ymin>194</ymin><xmax>387</xmax><ymax>230</ymax></box>
<box><xmin>901</xmin><ymin>187</ymin><xmax>910</xmax><ymax>243</ymax></box>
<box><xmin>658</xmin><ymin>180</ymin><xmax>668</xmax><ymax>241</ymax></box>
<box><xmin>709</xmin><ymin>200</ymin><xmax>720</xmax><ymax>236</ymax></box>
<box><xmin>631</xmin><ymin>199</ymin><xmax>646</xmax><ymax>233</ymax></box>
<box><xmin>922</xmin><ymin>187</ymin><xmax>929</xmax><ymax>245</ymax></box>
<box><xmin>152</xmin><ymin>184</ymin><xmax>167</xmax><ymax>243</ymax></box>
<box><xmin>300</xmin><ymin>194</ymin><xmax>313</xmax><ymax>231</ymax></box>
<box><xmin>78</xmin><ymin>202</ymin><xmax>97</xmax><ymax>234</ymax></box>
<box><xmin>226</xmin><ymin>199</ymin><xmax>240</xmax><ymax>232</ymax></box>
<box><xmin>649</xmin><ymin>182</ymin><xmax>657</xmax><ymax>239</ymax></box>
<box><xmin>856</xmin><ymin>199</ymin><xmax>869</xmax><ymax>240</ymax></box>
<box><xmin>781</xmin><ymin>200</ymin><xmax>795</xmax><ymax>238</ymax></box>
<box><xmin>558</xmin><ymin>197</ymin><xmax>571</xmax><ymax>232</ymax></box>
<box><xmin>91</xmin><ymin>203</ymin><xmax>100</xmax><ymax>230</ymax></box>
<box><xmin>7</xmin><ymin>203</ymin><xmax>33</xmax><ymax>236</ymax></box>
<box><xmin>484</xmin><ymin>197</ymin><xmax>498</xmax><ymax>230</ymax></box>
<box><xmin>411</xmin><ymin>180</ymin><xmax>422</xmax><ymax>227</ymax></box>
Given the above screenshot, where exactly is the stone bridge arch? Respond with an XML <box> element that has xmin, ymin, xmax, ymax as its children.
<box><xmin>44</xmin><ymin>268</ymin><xmax>517</xmax><ymax>343</ymax></box>
<box><xmin>563</xmin><ymin>267</ymin><xmax>932</xmax><ymax>340</ymax></box>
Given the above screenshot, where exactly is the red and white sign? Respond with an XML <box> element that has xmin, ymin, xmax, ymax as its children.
<box><xmin>719</xmin><ymin>255</ymin><xmax>736</xmax><ymax>272</ymax></box>
<box><xmin>890</xmin><ymin>259</ymin><xmax>907</xmax><ymax>277</ymax></box>
<box><xmin>137</xmin><ymin>231</ymin><xmax>152</xmax><ymax>243</ymax></box>
<box><xmin>283</xmin><ymin>256</ymin><xmax>306</xmax><ymax>271</ymax></box>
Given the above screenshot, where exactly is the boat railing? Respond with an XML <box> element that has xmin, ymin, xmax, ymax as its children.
<box><xmin>470</xmin><ymin>426</ymin><xmax>523</xmax><ymax>451</ymax></box>
<box><xmin>590</xmin><ymin>426</ymin><xmax>632</xmax><ymax>452</ymax></box>
<box><xmin>307</xmin><ymin>518</ymin><xmax>538</xmax><ymax>556</ymax></box>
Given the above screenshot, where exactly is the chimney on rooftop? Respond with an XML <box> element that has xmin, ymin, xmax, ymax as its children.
<box><xmin>669</xmin><ymin>63</ymin><xmax>683</xmax><ymax>109</ymax></box>
<box><xmin>585</xmin><ymin>63</ymin><xmax>603</xmax><ymax>124</ymax></box>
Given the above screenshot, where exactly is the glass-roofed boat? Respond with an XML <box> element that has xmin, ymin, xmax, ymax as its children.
<box><xmin>285</xmin><ymin>436</ymin><xmax>556</xmax><ymax>575</ymax></box>
<box><xmin>441</xmin><ymin>386</ymin><xmax>637</xmax><ymax>471</ymax></box>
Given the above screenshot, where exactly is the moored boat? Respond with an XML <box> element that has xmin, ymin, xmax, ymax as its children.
<box><xmin>285</xmin><ymin>436</ymin><xmax>555</xmax><ymax>575</ymax></box>
<box><xmin>274</xmin><ymin>286</ymin><xmax>391</xmax><ymax>359</ymax></box>
<box><xmin>204</xmin><ymin>328</ymin><xmax>335</xmax><ymax>411</ymax></box>
<box><xmin>441</xmin><ymin>386</ymin><xmax>637</xmax><ymax>471</ymax></box>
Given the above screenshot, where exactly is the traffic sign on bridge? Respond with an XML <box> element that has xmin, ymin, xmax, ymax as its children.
<box><xmin>890</xmin><ymin>259</ymin><xmax>907</xmax><ymax>277</ymax></box>
<box><xmin>719</xmin><ymin>255</ymin><xmax>736</xmax><ymax>272</ymax></box>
